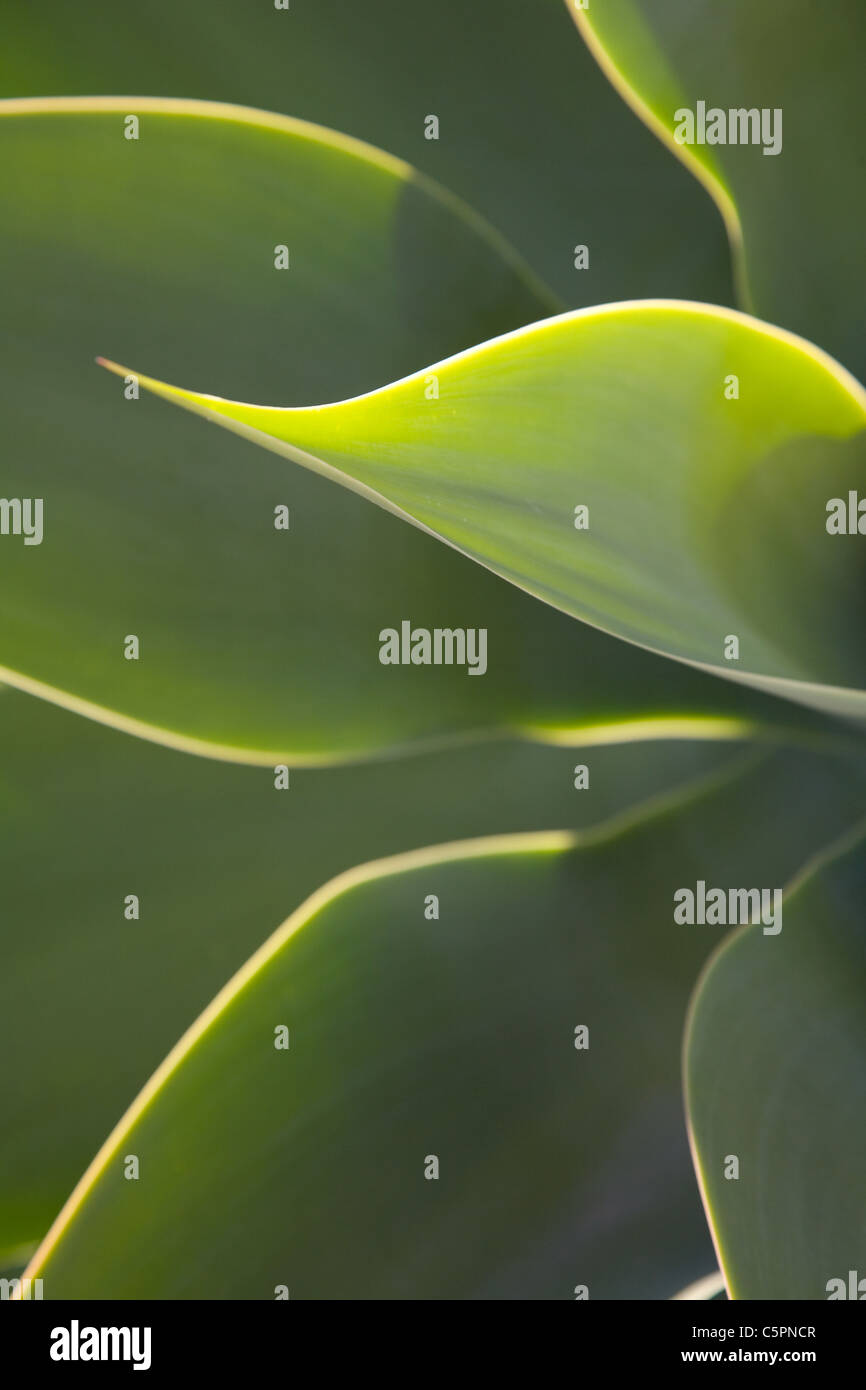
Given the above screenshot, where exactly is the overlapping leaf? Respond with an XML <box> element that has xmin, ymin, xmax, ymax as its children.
<box><xmin>0</xmin><ymin>685</ymin><xmax>740</xmax><ymax>1253</ymax></box>
<box><xmin>0</xmin><ymin>100</ymin><xmax>815</xmax><ymax>761</ymax></box>
<box><xmin>2</xmin><ymin>2</ymin><xmax>862</xmax><ymax>1309</ymax></box>
<box><xmin>22</xmin><ymin>742</ymin><xmax>866</xmax><ymax>1298</ymax></box>
<box><xmin>0</xmin><ymin>0</ymin><xmax>734</xmax><ymax>308</ymax></box>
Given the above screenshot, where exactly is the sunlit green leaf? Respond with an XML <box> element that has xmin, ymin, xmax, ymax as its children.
<box><xmin>120</xmin><ymin>301</ymin><xmax>866</xmax><ymax>720</ymax></box>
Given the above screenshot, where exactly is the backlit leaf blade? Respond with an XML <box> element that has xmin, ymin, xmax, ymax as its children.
<box><xmin>113</xmin><ymin>300</ymin><xmax>866</xmax><ymax>720</ymax></box>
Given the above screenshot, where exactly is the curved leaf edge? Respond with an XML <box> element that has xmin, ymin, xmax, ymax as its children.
<box><xmin>682</xmin><ymin>813</ymin><xmax>866</xmax><ymax>1300</ymax></box>
<box><xmin>567</xmin><ymin>3</ymin><xmax>749</xmax><ymax>308</ymax></box>
<box><xmin>99</xmin><ymin>298</ymin><xmax>866</xmax><ymax>722</ymax></box>
<box><xmin>19</xmin><ymin>745</ymin><xmax>763</xmax><ymax>1289</ymax></box>
<box><xmin>0</xmin><ymin>664</ymin><xmax>761</xmax><ymax>767</ymax></box>
<box><xmin>0</xmin><ymin>94</ymin><xmax>561</xmax><ymax>314</ymax></box>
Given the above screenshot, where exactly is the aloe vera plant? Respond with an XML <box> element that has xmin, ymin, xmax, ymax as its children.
<box><xmin>1</xmin><ymin>0</ymin><xmax>863</xmax><ymax>1303</ymax></box>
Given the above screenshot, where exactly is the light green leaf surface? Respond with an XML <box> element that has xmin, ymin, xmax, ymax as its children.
<box><xmin>569</xmin><ymin>0</ymin><xmax>866</xmax><ymax>377</ymax></box>
<box><xmin>685</xmin><ymin>826</ymin><xmax>866</xmax><ymax>1300</ymax></box>
<box><xmin>0</xmin><ymin>685</ymin><xmax>739</xmax><ymax>1255</ymax></box>
<box><xmin>0</xmin><ymin>99</ymin><xmax>773</xmax><ymax>762</ymax></box>
<box><xmin>117</xmin><ymin>300</ymin><xmax>866</xmax><ymax>720</ymax></box>
<box><xmin>22</xmin><ymin>742</ymin><xmax>866</xmax><ymax>1299</ymax></box>
<box><xmin>0</xmin><ymin>0</ymin><xmax>734</xmax><ymax>309</ymax></box>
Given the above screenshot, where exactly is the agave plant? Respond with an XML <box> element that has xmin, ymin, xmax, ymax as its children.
<box><xmin>1</xmin><ymin>0</ymin><xmax>863</xmax><ymax>1301</ymax></box>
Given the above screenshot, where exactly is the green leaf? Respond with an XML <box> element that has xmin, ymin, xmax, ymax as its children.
<box><xmin>0</xmin><ymin>684</ymin><xmax>739</xmax><ymax>1253</ymax></box>
<box><xmin>684</xmin><ymin>825</ymin><xmax>866</xmax><ymax>1300</ymax></box>
<box><xmin>0</xmin><ymin>99</ymin><xmax>769</xmax><ymax>762</ymax></box>
<box><xmin>0</xmin><ymin>0</ymin><xmax>734</xmax><ymax>309</ymax></box>
<box><xmin>117</xmin><ymin>300</ymin><xmax>866</xmax><ymax>720</ymax></box>
<box><xmin>569</xmin><ymin>0</ymin><xmax>866</xmax><ymax>377</ymax></box>
<box><xmin>22</xmin><ymin>741</ymin><xmax>866</xmax><ymax>1299</ymax></box>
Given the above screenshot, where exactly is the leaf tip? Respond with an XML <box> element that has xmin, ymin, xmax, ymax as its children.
<box><xmin>95</xmin><ymin>356</ymin><xmax>126</xmax><ymax>378</ymax></box>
